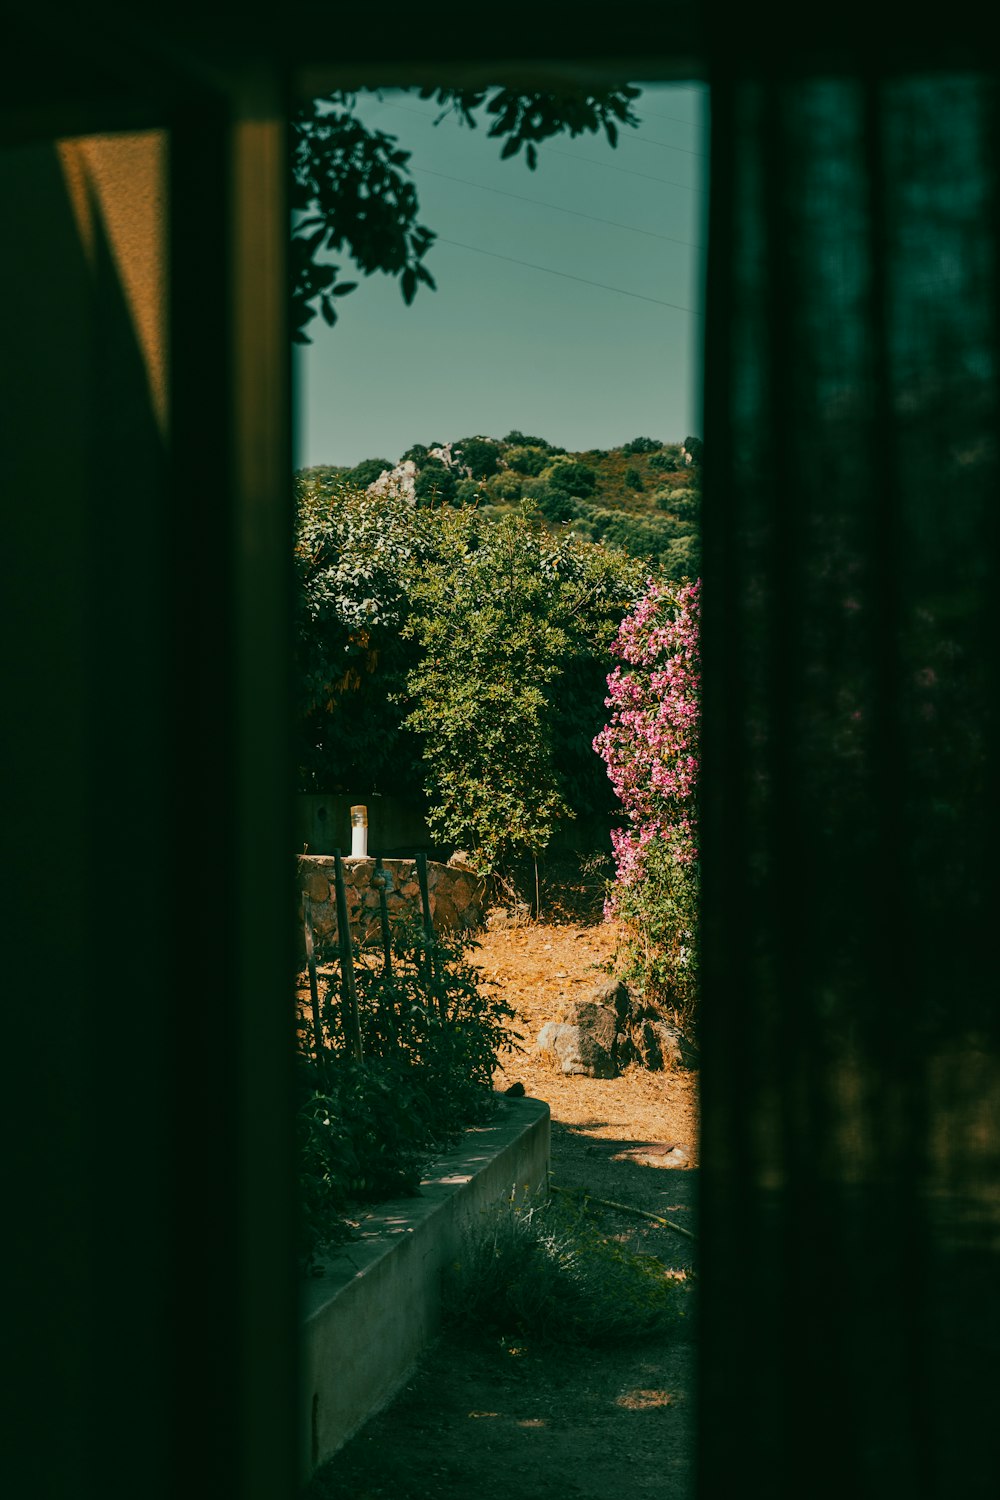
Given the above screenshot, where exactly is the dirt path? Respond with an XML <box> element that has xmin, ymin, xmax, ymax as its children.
<box><xmin>304</xmin><ymin>917</ymin><xmax>698</xmax><ymax>1500</ymax></box>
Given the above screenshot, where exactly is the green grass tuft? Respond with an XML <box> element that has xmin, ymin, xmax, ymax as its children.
<box><xmin>446</xmin><ymin>1190</ymin><xmax>682</xmax><ymax>1347</ymax></box>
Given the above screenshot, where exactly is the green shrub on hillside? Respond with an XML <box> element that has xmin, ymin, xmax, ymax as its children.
<box><xmin>670</xmin><ymin>494</ymin><xmax>700</xmax><ymax>521</ymax></box>
<box><xmin>655</xmin><ymin>486</ymin><xmax>699</xmax><ymax>519</ymax></box>
<box><xmin>454</xmin><ymin>477</ymin><xmax>483</xmax><ymax>505</ymax></box>
<box><xmin>533</xmin><ymin>485</ymin><xmax>579</xmax><ymax>523</ymax></box>
<box><xmin>542</xmin><ymin>458</ymin><xmax>597</xmax><ymax>497</ymax></box>
<box><xmin>503</xmin><ymin>429</ymin><xmax>559</xmax><ymax>450</ymax></box>
<box><xmin>624</xmin><ymin>466</ymin><xmax>644</xmax><ymax>490</ymax></box>
<box><xmin>654</xmin><ymin>485</ymin><xmax>688</xmax><ymax>510</ymax></box>
<box><xmin>297</xmin><ymin>463</ymin><xmax>350</xmax><ymax>489</ymax></box>
<box><xmin>484</xmin><ymin>470</ymin><xmax>523</xmax><ymax>503</ymax></box>
<box><xmin>622</xmin><ymin>435</ymin><xmax>663</xmax><ymax>455</ymax></box>
<box><xmin>414</xmin><ymin>459</ymin><xmax>457</xmax><ymax>505</ymax></box>
<box><xmin>400</xmin><ymin>442</ymin><xmax>430</xmax><ymax>465</ymax></box>
<box><xmin>454</xmin><ymin>435</ymin><xmax>503</xmax><ymax>478</ymax></box>
<box><xmin>505</xmin><ymin>444</ymin><xmax>549</xmax><ymax>476</ymax></box>
<box><xmin>662</xmin><ymin>533</ymin><xmax>701</xmax><ymax>580</ymax></box>
<box><xmin>577</xmin><ymin>505</ymin><xmax>693</xmax><ymax>565</ymax></box>
<box><xmin>346</xmin><ymin>456</ymin><xmax>393</xmax><ymax>488</ymax></box>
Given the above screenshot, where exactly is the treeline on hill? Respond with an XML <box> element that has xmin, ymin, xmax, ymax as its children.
<box><xmin>295</xmin><ymin>433</ymin><xmax>701</xmax><ymax>879</ymax></box>
<box><xmin>298</xmin><ymin>429</ymin><xmax>702</xmax><ymax>583</ymax></box>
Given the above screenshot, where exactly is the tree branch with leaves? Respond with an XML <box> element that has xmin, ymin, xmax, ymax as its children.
<box><xmin>291</xmin><ymin>84</ymin><xmax>642</xmax><ymax>341</ymax></box>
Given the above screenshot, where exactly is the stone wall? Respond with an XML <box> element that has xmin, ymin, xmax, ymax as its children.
<box><xmin>297</xmin><ymin>855</ymin><xmax>489</xmax><ymax>951</ymax></box>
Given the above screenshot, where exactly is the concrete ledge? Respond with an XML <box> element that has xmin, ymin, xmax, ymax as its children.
<box><xmin>300</xmin><ymin>1094</ymin><xmax>551</xmax><ymax>1477</ymax></box>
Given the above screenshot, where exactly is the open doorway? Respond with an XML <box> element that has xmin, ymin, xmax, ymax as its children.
<box><xmin>292</xmin><ymin>76</ymin><xmax>706</xmax><ymax>1498</ymax></box>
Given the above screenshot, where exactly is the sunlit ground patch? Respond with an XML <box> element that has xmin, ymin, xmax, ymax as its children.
<box><xmin>615</xmin><ymin>1388</ymin><xmax>678</xmax><ymax>1410</ymax></box>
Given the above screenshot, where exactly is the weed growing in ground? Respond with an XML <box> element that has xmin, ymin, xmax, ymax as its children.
<box><xmin>445</xmin><ymin>1189</ymin><xmax>681</xmax><ymax>1347</ymax></box>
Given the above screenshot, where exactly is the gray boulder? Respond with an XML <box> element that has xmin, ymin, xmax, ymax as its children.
<box><xmin>536</xmin><ymin>1000</ymin><xmax>619</xmax><ymax>1078</ymax></box>
<box><xmin>637</xmin><ymin>1019</ymin><xmax>684</xmax><ymax>1071</ymax></box>
<box><xmin>590</xmin><ymin>976</ymin><xmax>631</xmax><ymax>1023</ymax></box>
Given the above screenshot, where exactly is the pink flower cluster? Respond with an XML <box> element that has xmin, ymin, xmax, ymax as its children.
<box><xmin>593</xmin><ymin>578</ymin><xmax>701</xmax><ymax>905</ymax></box>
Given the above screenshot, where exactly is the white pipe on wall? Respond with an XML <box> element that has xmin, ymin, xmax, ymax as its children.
<box><xmin>350</xmin><ymin>804</ymin><xmax>368</xmax><ymax>858</ymax></box>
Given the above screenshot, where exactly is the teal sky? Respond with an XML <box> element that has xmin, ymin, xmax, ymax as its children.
<box><xmin>293</xmin><ymin>82</ymin><xmax>708</xmax><ymax>469</ymax></box>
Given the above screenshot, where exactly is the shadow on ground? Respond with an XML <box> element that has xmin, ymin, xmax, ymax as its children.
<box><xmin>302</xmin><ymin>1117</ymin><xmax>697</xmax><ymax>1500</ymax></box>
<box><xmin>547</xmin><ymin>1120</ymin><xmax>699</xmax><ymax>1275</ymax></box>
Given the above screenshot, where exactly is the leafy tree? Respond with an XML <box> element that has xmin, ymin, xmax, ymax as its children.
<box><xmin>291</xmin><ymin>104</ymin><xmax>434</xmax><ymax>342</ymax></box>
<box><xmin>664</xmin><ymin>488</ymin><xmax>699</xmax><ymax>518</ymax></box>
<box><xmin>624</xmin><ymin>466</ymin><xmax>644</xmax><ymax>490</ymax></box>
<box><xmin>505</xmin><ymin>445</ymin><xmax>549</xmax><ymax>477</ymax></box>
<box><xmin>294</xmin><ymin>476</ymin><xmax>434</xmax><ymax>793</ymax></box>
<box><xmin>483</xmin><ymin>470</ymin><xmax>523</xmax><ymax>503</ymax></box>
<box><xmin>503</xmin><ymin>429</ymin><xmax>556</xmax><ymax>449</ymax></box>
<box><xmin>401</xmin><ymin>508</ymin><xmax>573</xmax><ymax>878</ymax></box>
<box><xmin>400</xmin><ymin>505</ymin><xmax>646</xmax><ymax>884</ymax></box>
<box><xmin>542</xmin><ymin>459</ymin><xmax>597</xmax><ymax>497</ymax></box>
<box><xmin>533</xmin><ymin>486</ymin><xmax>577</xmax><ymax>524</ymax></box>
<box><xmin>682</xmin><ymin>435</ymin><xmax>704</xmax><ymax>463</ymax></box>
<box><xmin>662</xmin><ymin>532</ymin><xmax>701</xmax><ymax>581</ymax></box>
<box><xmin>413</xmin><ymin>458</ymin><xmax>457</xmax><ymax>506</ymax></box>
<box><xmin>400</xmin><ymin>443</ymin><xmax>430</xmax><ymax>465</ymax></box>
<box><xmin>292</xmin><ymin>86</ymin><xmax>641</xmax><ymax>339</ymax></box>
<box><xmin>622</xmin><ymin>436</ymin><xmax>663</xmax><ymax>455</ymax></box>
<box><xmin>345</xmin><ymin>456</ymin><xmax>393</xmax><ymax>489</ymax></box>
<box><xmin>453</xmin><ymin>436</ymin><xmax>503</xmax><ymax>478</ymax></box>
<box><xmin>454</xmin><ymin>477</ymin><xmax>483</xmax><ymax>506</ymax></box>
<box><xmin>294</xmin><ymin>470</ymin><xmax>653</xmax><ymax>864</ymax></box>
<box><xmin>555</xmin><ymin>485</ymin><xmax>700</xmax><ymax>574</ymax></box>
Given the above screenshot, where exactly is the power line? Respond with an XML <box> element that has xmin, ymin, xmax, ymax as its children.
<box><xmin>638</xmin><ymin>106</ymin><xmax>705</xmax><ymax>128</ymax></box>
<box><xmin>412</xmin><ymin>165</ymin><xmax>704</xmax><ymax>249</ymax></box>
<box><xmin>434</xmin><ymin>235</ymin><xmax>701</xmax><ymax>314</ymax></box>
<box><xmin>628</xmin><ymin>131</ymin><xmax>706</xmax><ymax>158</ymax></box>
<box><xmin>545</xmin><ymin>144</ymin><xmax>705</xmax><ymax>191</ymax></box>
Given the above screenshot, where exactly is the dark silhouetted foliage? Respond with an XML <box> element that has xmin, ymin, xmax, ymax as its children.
<box><xmin>292</xmin><ymin>86</ymin><xmax>641</xmax><ymax>339</ymax></box>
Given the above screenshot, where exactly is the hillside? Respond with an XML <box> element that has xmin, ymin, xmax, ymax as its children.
<box><xmin>297</xmin><ymin>430</ymin><xmax>702</xmax><ymax>578</ymax></box>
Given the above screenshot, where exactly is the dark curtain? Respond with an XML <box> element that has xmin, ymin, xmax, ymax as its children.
<box><xmin>699</xmin><ymin>69</ymin><xmax>1000</xmax><ymax>1497</ymax></box>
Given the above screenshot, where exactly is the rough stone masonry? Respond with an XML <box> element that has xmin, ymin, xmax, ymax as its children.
<box><xmin>297</xmin><ymin>854</ymin><xmax>488</xmax><ymax>951</ymax></box>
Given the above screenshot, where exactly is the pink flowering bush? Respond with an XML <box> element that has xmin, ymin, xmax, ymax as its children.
<box><xmin>594</xmin><ymin>578</ymin><xmax>700</xmax><ymax>1026</ymax></box>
